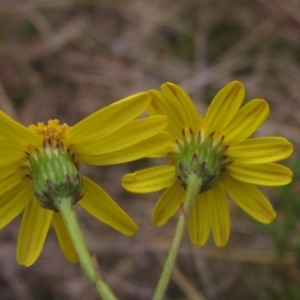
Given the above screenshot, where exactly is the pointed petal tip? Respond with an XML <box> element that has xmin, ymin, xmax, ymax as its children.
<box><xmin>191</xmin><ymin>239</ymin><xmax>208</xmax><ymax>246</ymax></box>
<box><xmin>276</xmin><ymin>166</ymin><xmax>293</xmax><ymax>185</ymax></box>
<box><xmin>147</xmin><ymin>115</ymin><xmax>169</xmax><ymax>130</ymax></box>
<box><xmin>149</xmin><ymin>89</ymin><xmax>161</xmax><ymax>97</ymax></box>
<box><xmin>151</xmin><ymin>207</ymin><xmax>166</xmax><ymax>226</ymax></box>
<box><xmin>121</xmin><ymin>173</ymin><xmax>140</xmax><ymax>193</ymax></box>
<box><xmin>214</xmin><ymin>237</ymin><xmax>229</xmax><ymax>247</ymax></box>
<box><xmin>17</xmin><ymin>247</ymin><xmax>41</xmax><ymax>266</ymax></box>
<box><xmin>287</xmin><ymin>141</ymin><xmax>294</xmax><ymax>156</ymax></box>
<box><xmin>248</xmin><ymin>99</ymin><xmax>270</xmax><ymax>120</ymax></box>
<box><xmin>122</xmin><ymin>173</ymin><xmax>135</xmax><ymax>184</ymax></box>
<box><xmin>123</xmin><ymin>90</ymin><xmax>151</xmax><ymax>102</ymax></box>
<box><xmin>17</xmin><ymin>257</ymin><xmax>34</xmax><ymax>267</ymax></box>
<box><xmin>151</xmin><ymin>201</ymin><xmax>175</xmax><ymax>227</ymax></box>
<box><xmin>151</xmin><ymin>214</ymin><xmax>168</xmax><ymax>227</ymax></box>
<box><xmin>162</xmin><ymin>81</ymin><xmax>176</xmax><ymax>88</ymax></box>
<box><xmin>213</xmin><ymin>223</ymin><xmax>230</xmax><ymax>247</ymax></box>
<box><xmin>189</xmin><ymin>235</ymin><xmax>209</xmax><ymax>246</ymax></box>
<box><xmin>223</xmin><ymin>80</ymin><xmax>245</xmax><ymax>93</ymax></box>
<box><xmin>124</xmin><ymin>223</ymin><xmax>139</xmax><ymax>236</ymax></box>
<box><xmin>114</xmin><ymin>217</ymin><xmax>139</xmax><ymax>236</ymax></box>
<box><xmin>163</xmin><ymin>82</ymin><xmax>186</xmax><ymax>93</ymax></box>
<box><xmin>257</xmin><ymin>98</ymin><xmax>269</xmax><ymax>109</ymax></box>
<box><xmin>230</xmin><ymin>80</ymin><xmax>243</xmax><ymax>86</ymax></box>
<box><xmin>162</xmin><ymin>82</ymin><xmax>186</xmax><ymax>95</ymax></box>
<box><xmin>260</xmin><ymin>209</ymin><xmax>276</xmax><ymax>224</ymax></box>
<box><xmin>285</xmin><ymin>172</ymin><xmax>293</xmax><ymax>184</ymax></box>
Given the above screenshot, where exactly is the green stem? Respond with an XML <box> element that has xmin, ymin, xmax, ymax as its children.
<box><xmin>57</xmin><ymin>198</ymin><xmax>118</xmax><ymax>300</ymax></box>
<box><xmin>152</xmin><ymin>174</ymin><xmax>202</xmax><ymax>300</ymax></box>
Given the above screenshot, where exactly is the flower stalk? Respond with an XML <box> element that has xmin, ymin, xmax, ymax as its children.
<box><xmin>152</xmin><ymin>174</ymin><xmax>202</xmax><ymax>300</ymax></box>
<box><xmin>56</xmin><ymin>197</ymin><xmax>117</xmax><ymax>300</ymax></box>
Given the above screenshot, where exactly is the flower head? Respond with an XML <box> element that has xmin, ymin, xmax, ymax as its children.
<box><xmin>0</xmin><ymin>92</ymin><xmax>169</xmax><ymax>266</ymax></box>
<box><xmin>122</xmin><ymin>81</ymin><xmax>293</xmax><ymax>247</ymax></box>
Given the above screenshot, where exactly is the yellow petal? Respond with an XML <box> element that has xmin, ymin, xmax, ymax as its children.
<box><xmin>122</xmin><ymin>165</ymin><xmax>176</xmax><ymax>193</ymax></box>
<box><xmin>226</xmin><ymin>162</ymin><xmax>292</xmax><ymax>186</ymax></box>
<box><xmin>204</xmin><ymin>81</ymin><xmax>245</xmax><ymax>136</ymax></box>
<box><xmin>188</xmin><ymin>194</ymin><xmax>211</xmax><ymax>245</ymax></box>
<box><xmin>0</xmin><ymin>169</ymin><xmax>26</xmax><ymax>197</ymax></box>
<box><xmin>0</xmin><ymin>111</ymin><xmax>41</xmax><ymax>146</ymax></box>
<box><xmin>66</xmin><ymin>92</ymin><xmax>151</xmax><ymax>145</ymax></box>
<box><xmin>148</xmin><ymin>90</ymin><xmax>185</xmax><ymax>140</ymax></box>
<box><xmin>152</xmin><ymin>182</ymin><xmax>185</xmax><ymax>226</ymax></box>
<box><xmin>161</xmin><ymin>83</ymin><xmax>200</xmax><ymax>133</ymax></box>
<box><xmin>207</xmin><ymin>182</ymin><xmax>230</xmax><ymax>247</ymax></box>
<box><xmin>0</xmin><ymin>178</ymin><xmax>32</xmax><ymax>229</ymax></box>
<box><xmin>71</xmin><ymin>116</ymin><xmax>168</xmax><ymax>156</ymax></box>
<box><xmin>52</xmin><ymin>212</ymin><xmax>78</xmax><ymax>263</ymax></box>
<box><xmin>220</xmin><ymin>174</ymin><xmax>276</xmax><ymax>223</ymax></box>
<box><xmin>223</xmin><ymin>99</ymin><xmax>269</xmax><ymax>144</ymax></box>
<box><xmin>0</xmin><ymin>160</ymin><xmax>24</xmax><ymax>181</ymax></box>
<box><xmin>226</xmin><ymin>137</ymin><xmax>293</xmax><ymax>164</ymax></box>
<box><xmin>17</xmin><ymin>198</ymin><xmax>53</xmax><ymax>266</ymax></box>
<box><xmin>148</xmin><ymin>142</ymin><xmax>176</xmax><ymax>157</ymax></box>
<box><xmin>78</xmin><ymin>132</ymin><xmax>170</xmax><ymax>166</ymax></box>
<box><xmin>0</xmin><ymin>139</ymin><xmax>27</xmax><ymax>164</ymax></box>
<box><xmin>79</xmin><ymin>176</ymin><xmax>138</xmax><ymax>236</ymax></box>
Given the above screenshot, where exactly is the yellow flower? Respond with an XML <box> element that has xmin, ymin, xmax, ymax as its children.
<box><xmin>0</xmin><ymin>92</ymin><xmax>169</xmax><ymax>266</ymax></box>
<box><xmin>122</xmin><ymin>81</ymin><xmax>293</xmax><ymax>247</ymax></box>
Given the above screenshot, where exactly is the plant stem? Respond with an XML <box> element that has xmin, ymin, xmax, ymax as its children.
<box><xmin>57</xmin><ymin>198</ymin><xmax>118</xmax><ymax>300</ymax></box>
<box><xmin>152</xmin><ymin>174</ymin><xmax>202</xmax><ymax>300</ymax></box>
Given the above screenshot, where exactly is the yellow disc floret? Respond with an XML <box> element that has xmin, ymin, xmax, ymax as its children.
<box><xmin>28</xmin><ymin>119</ymin><xmax>69</xmax><ymax>141</ymax></box>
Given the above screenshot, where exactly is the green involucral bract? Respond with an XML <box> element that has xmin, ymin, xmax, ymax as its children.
<box><xmin>175</xmin><ymin>130</ymin><xmax>226</xmax><ymax>193</ymax></box>
<box><xmin>27</xmin><ymin>141</ymin><xmax>83</xmax><ymax>211</ymax></box>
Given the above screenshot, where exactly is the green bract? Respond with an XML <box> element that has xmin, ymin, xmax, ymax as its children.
<box><xmin>175</xmin><ymin>130</ymin><xmax>226</xmax><ymax>193</ymax></box>
<box><xmin>27</xmin><ymin>141</ymin><xmax>83</xmax><ymax>211</ymax></box>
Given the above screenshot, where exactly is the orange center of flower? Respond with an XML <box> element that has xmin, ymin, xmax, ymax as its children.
<box><xmin>28</xmin><ymin>119</ymin><xmax>69</xmax><ymax>141</ymax></box>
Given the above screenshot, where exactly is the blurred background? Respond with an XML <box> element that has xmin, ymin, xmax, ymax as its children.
<box><xmin>0</xmin><ymin>0</ymin><xmax>300</xmax><ymax>299</ymax></box>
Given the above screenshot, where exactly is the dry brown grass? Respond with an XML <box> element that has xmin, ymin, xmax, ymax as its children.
<box><xmin>0</xmin><ymin>0</ymin><xmax>300</xmax><ymax>299</ymax></box>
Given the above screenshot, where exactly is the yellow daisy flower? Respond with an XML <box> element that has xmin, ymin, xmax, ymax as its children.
<box><xmin>122</xmin><ymin>81</ymin><xmax>293</xmax><ymax>247</ymax></box>
<box><xmin>0</xmin><ymin>92</ymin><xmax>169</xmax><ymax>266</ymax></box>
